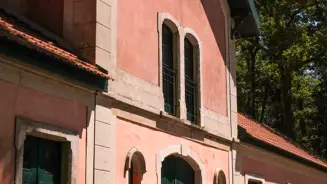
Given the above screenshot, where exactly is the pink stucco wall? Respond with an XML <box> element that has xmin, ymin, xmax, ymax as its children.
<box><xmin>0</xmin><ymin>80</ymin><xmax>86</xmax><ymax>184</ymax></box>
<box><xmin>241</xmin><ymin>156</ymin><xmax>327</xmax><ymax>184</ymax></box>
<box><xmin>117</xmin><ymin>0</ymin><xmax>227</xmax><ymax>115</ymax></box>
<box><xmin>116</xmin><ymin>118</ymin><xmax>230</xmax><ymax>184</ymax></box>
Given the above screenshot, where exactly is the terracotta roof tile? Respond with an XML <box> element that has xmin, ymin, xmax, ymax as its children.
<box><xmin>238</xmin><ymin>113</ymin><xmax>327</xmax><ymax>169</ymax></box>
<box><xmin>0</xmin><ymin>10</ymin><xmax>113</xmax><ymax>80</ymax></box>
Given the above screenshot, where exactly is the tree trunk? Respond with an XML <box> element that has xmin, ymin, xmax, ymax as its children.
<box><xmin>260</xmin><ymin>85</ymin><xmax>269</xmax><ymax>123</ymax></box>
<box><xmin>279</xmin><ymin>65</ymin><xmax>295</xmax><ymax>139</ymax></box>
<box><xmin>250</xmin><ymin>53</ymin><xmax>256</xmax><ymax>119</ymax></box>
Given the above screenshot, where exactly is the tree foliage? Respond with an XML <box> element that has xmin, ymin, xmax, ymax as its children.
<box><xmin>236</xmin><ymin>0</ymin><xmax>327</xmax><ymax>158</ymax></box>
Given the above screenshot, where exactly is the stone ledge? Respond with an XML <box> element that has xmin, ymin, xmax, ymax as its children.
<box><xmin>160</xmin><ymin>111</ymin><xmax>205</xmax><ymax>131</ymax></box>
<box><xmin>103</xmin><ymin>91</ymin><xmax>234</xmax><ymax>144</ymax></box>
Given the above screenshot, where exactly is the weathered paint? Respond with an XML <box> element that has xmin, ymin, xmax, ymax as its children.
<box><xmin>0</xmin><ymin>79</ymin><xmax>86</xmax><ymax>184</ymax></box>
<box><xmin>117</xmin><ymin>0</ymin><xmax>227</xmax><ymax>115</ymax></box>
<box><xmin>116</xmin><ymin>118</ymin><xmax>230</xmax><ymax>184</ymax></box>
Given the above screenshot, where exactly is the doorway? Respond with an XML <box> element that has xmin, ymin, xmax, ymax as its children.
<box><xmin>22</xmin><ymin>136</ymin><xmax>63</xmax><ymax>184</ymax></box>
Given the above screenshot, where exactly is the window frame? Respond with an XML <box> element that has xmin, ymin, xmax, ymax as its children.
<box><xmin>124</xmin><ymin>147</ymin><xmax>147</xmax><ymax>184</ymax></box>
<box><xmin>184</xmin><ymin>36</ymin><xmax>198</xmax><ymax>123</ymax></box>
<box><xmin>158</xmin><ymin>13</ymin><xmax>203</xmax><ymax>126</ymax></box>
<box><xmin>162</xmin><ymin>23</ymin><xmax>178</xmax><ymax>115</ymax></box>
<box><xmin>183</xmin><ymin>28</ymin><xmax>203</xmax><ymax>126</ymax></box>
<box><xmin>158</xmin><ymin>13</ymin><xmax>182</xmax><ymax>117</ymax></box>
<box><xmin>245</xmin><ymin>173</ymin><xmax>265</xmax><ymax>184</ymax></box>
<box><xmin>156</xmin><ymin>144</ymin><xmax>206</xmax><ymax>184</ymax></box>
<box><xmin>214</xmin><ymin>169</ymin><xmax>227</xmax><ymax>184</ymax></box>
<box><xmin>15</xmin><ymin>117</ymin><xmax>79</xmax><ymax>184</ymax></box>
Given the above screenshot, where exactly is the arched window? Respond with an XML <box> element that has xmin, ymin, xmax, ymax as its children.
<box><xmin>161</xmin><ymin>155</ymin><xmax>194</xmax><ymax>184</ymax></box>
<box><xmin>245</xmin><ymin>173</ymin><xmax>265</xmax><ymax>184</ymax></box>
<box><xmin>214</xmin><ymin>169</ymin><xmax>226</xmax><ymax>184</ymax></box>
<box><xmin>162</xmin><ymin>23</ymin><xmax>177</xmax><ymax>115</ymax></box>
<box><xmin>125</xmin><ymin>148</ymin><xmax>146</xmax><ymax>184</ymax></box>
<box><xmin>184</xmin><ymin>37</ymin><xmax>198</xmax><ymax>123</ymax></box>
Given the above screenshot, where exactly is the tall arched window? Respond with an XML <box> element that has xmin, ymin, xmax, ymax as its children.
<box><xmin>161</xmin><ymin>155</ymin><xmax>194</xmax><ymax>184</ymax></box>
<box><xmin>184</xmin><ymin>37</ymin><xmax>198</xmax><ymax>123</ymax></box>
<box><xmin>162</xmin><ymin>24</ymin><xmax>177</xmax><ymax>115</ymax></box>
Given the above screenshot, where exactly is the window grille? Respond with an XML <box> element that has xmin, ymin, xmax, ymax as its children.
<box><xmin>184</xmin><ymin>38</ymin><xmax>197</xmax><ymax>123</ymax></box>
<box><xmin>162</xmin><ymin>24</ymin><xmax>176</xmax><ymax>115</ymax></box>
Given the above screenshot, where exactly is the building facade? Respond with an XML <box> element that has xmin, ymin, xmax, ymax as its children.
<box><xmin>1</xmin><ymin>0</ymin><xmax>327</xmax><ymax>184</ymax></box>
<box><xmin>112</xmin><ymin>0</ymin><xmax>258</xmax><ymax>184</ymax></box>
<box><xmin>0</xmin><ymin>0</ymin><xmax>115</xmax><ymax>183</ymax></box>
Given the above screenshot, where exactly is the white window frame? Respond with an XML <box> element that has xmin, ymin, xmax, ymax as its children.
<box><xmin>245</xmin><ymin>173</ymin><xmax>265</xmax><ymax>184</ymax></box>
<box><xmin>183</xmin><ymin>28</ymin><xmax>203</xmax><ymax>126</ymax></box>
<box><xmin>156</xmin><ymin>143</ymin><xmax>206</xmax><ymax>184</ymax></box>
<box><xmin>124</xmin><ymin>147</ymin><xmax>147</xmax><ymax>184</ymax></box>
<box><xmin>15</xmin><ymin>117</ymin><xmax>79</xmax><ymax>184</ymax></box>
<box><xmin>158</xmin><ymin>12</ymin><xmax>203</xmax><ymax>126</ymax></box>
<box><xmin>214</xmin><ymin>168</ymin><xmax>226</xmax><ymax>184</ymax></box>
<box><xmin>158</xmin><ymin>12</ymin><xmax>182</xmax><ymax>117</ymax></box>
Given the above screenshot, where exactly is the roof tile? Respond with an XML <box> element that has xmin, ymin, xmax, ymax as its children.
<box><xmin>0</xmin><ymin>10</ymin><xmax>113</xmax><ymax>80</ymax></box>
<box><xmin>238</xmin><ymin>113</ymin><xmax>327</xmax><ymax>168</ymax></box>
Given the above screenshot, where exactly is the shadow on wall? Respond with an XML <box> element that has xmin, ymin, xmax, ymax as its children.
<box><xmin>0</xmin><ymin>142</ymin><xmax>15</xmax><ymax>183</ymax></box>
<box><xmin>200</xmin><ymin>0</ymin><xmax>228</xmax><ymax>65</ymax></box>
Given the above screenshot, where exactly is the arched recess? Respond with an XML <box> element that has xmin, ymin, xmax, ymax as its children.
<box><xmin>156</xmin><ymin>144</ymin><xmax>206</xmax><ymax>184</ymax></box>
<box><xmin>124</xmin><ymin>147</ymin><xmax>147</xmax><ymax>184</ymax></box>
<box><xmin>183</xmin><ymin>28</ymin><xmax>203</xmax><ymax>126</ymax></box>
<box><xmin>214</xmin><ymin>168</ymin><xmax>226</xmax><ymax>184</ymax></box>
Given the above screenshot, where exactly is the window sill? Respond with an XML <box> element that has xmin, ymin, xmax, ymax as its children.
<box><xmin>159</xmin><ymin>111</ymin><xmax>205</xmax><ymax>131</ymax></box>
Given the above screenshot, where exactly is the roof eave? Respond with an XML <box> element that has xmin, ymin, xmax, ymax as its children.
<box><xmin>228</xmin><ymin>0</ymin><xmax>261</xmax><ymax>39</ymax></box>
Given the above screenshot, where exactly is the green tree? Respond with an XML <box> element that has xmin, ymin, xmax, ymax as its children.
<box><xmin>237</xmin><ymin>0</ymin><xmax>327</xmax><ymax>157</ymax></box>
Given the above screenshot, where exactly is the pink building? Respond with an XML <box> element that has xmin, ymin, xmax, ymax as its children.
<box><xmin>0</xmin><ymin>0</ymin><xmax>326</xmax><ymax>184</ymax></box>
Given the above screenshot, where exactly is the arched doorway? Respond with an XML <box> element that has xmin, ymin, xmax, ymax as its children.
<box><xmin>161</xmin><ymin>155</ymin><xmax>194</xmax><ymax>184</ymax></box>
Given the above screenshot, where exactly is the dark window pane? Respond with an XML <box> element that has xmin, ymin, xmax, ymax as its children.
<box><xmin>184</xmin><ymin>38</ymin><xmax>194</xmax><ymax>80</ymax></box>
<box><xmin>184</xmin><ymin>38</ymin><xmax>197</xmax><ymax>123</ymax></box>
<box><xmin>129</xmin><ymin>161</ymin><xmax>133</xmax><ymax>184</ymax></box>
<box><xmin>161</xmin><ymin>155</ymin><xmax>194</xmax><ymax>184</ymax></box>
<box><xmin>248</xmin><ymin>181</ymin><xmax>263</xmax><ymax>184</ymax></box>
<box><xmin>162</xmin><ymin>24</ymin><xmax>176</xmax><ymax>115</ymax></box>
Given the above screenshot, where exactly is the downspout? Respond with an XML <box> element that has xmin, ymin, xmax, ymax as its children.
<box><xmin>93</xmin><ymin>90</ymin><xmax>98</xmax><ymax>184</ymax></box>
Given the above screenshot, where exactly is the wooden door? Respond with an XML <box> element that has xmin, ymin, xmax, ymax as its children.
<box><xmin>23</xmin><ymin>136</ymin><xmax>61</xmax><ymax>184</ymax></box>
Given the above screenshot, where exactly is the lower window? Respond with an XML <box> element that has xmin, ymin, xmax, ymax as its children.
<box><xmin>161</xmin><ymin>155</ymin><xmax>194</xmax><ymax>184</ymax></box>
<box><xmin>245</xmin><ymin>173</ymin><xmax>265</xmax><ymax>184</ymax></box>
<box><xmin>248</xmin><ymin>181</ymin><xmax>263</xmax><ymax>184</ymax></box>
<box><xmin>23</xmin><ymin>136</ymin><xmax>68</xmax><ymax>184</ymax></box>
